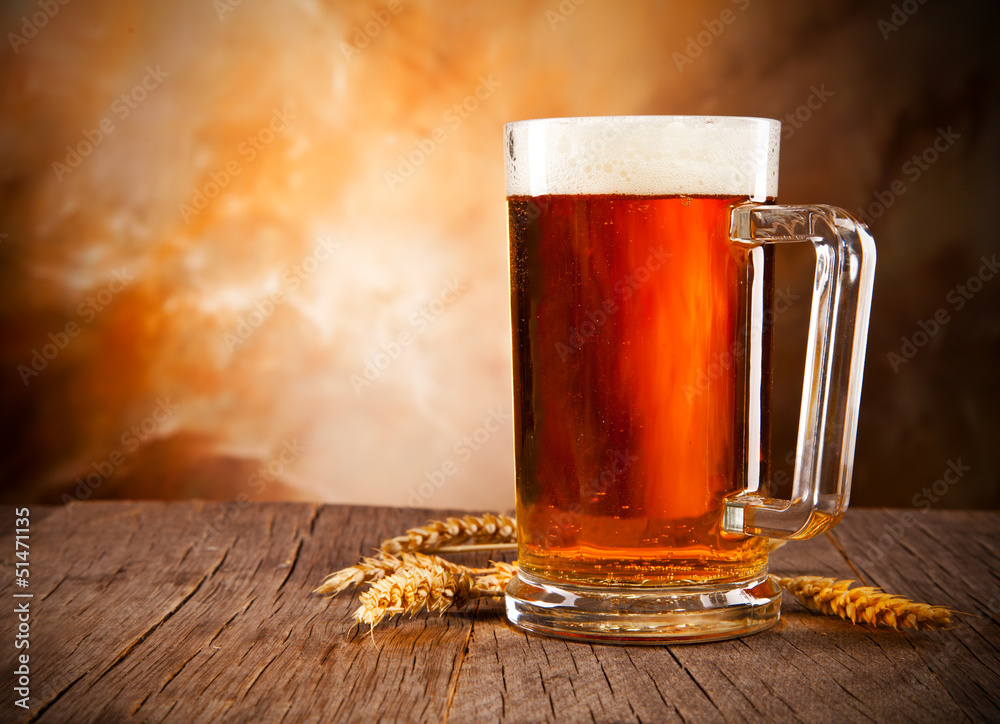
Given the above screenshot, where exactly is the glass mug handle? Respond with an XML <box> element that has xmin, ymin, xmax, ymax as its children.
<box><xmin>723</xmin><ymin>204</ymin><xmax>876</xmax><ymax>540</ymax></box>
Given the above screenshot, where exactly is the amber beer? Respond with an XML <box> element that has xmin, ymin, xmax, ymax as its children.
<box><xmin>504</xmin><ymin>116</ymin><xmax>875</xmax><ymax>642</ymax></box>
<box><xmin>508</xmin><ymin>193</ymin><xmax>774</xmax><ymax>585</ymax></box>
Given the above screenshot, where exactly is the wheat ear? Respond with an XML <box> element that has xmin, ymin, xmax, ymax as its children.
<box><xmin>316</xmin><ymin>551</ymin><xmax>492</xmax><ymax>597</ymax></box>
<box><xmin>355</xmin><ymin>564</ymin><xmax>473</xmax><ymax>627</ymax></box>
<box><xmin>378</xmin><ymin>513</ymin><xmax>516</xmax><ymax>555</ymax></box>
<box><xmin>775</xmin><ymin>575</ymin><xmax>956</xmax><ymax>631</ymax></box>
<box><xmin>354</xmin><ymin>561</ymin><xmax>517</xmax><ymax>628</ymax></box>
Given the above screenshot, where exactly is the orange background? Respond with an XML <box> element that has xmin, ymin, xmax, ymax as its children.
<box><xmin>0</xmin><ymin>0</ymin><xmax>997</xmax><ymax>510</ymax></box>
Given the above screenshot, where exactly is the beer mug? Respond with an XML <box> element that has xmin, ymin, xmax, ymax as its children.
<box><xmin>503</xmin><ymin>116</ymin><xmax>875</xmax><ymax>642</ymax></box>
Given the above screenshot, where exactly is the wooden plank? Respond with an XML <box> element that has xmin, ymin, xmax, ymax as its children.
<box><xmin>0</xmin><ymin>503</ymin><xmax>480</xmax><ymax>723</ymax></box>
<box><xmin>833</xmin><ymin>508</ymin><xmax>1000</xmax><ymax>722</ymax></box>
<box><xmin>665</xmin><ymin>526</ymin><xmax>966</xmax><ymax>723</ymax></box>
<box><xmin>449</xmin><ymin>518</ymin><xmax>970</xmax><ymax>722</ymax></box>
<box><xmin>1</xmin><ymin>501</ymin><xmax>236</xmax><ymax>717</ymax></box>
<box><xmin>2</xmin><ymin>504</ymin><xmax>998</xmax><ymax>722</ymax></box>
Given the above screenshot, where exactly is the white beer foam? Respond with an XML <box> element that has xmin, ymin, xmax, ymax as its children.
<box><xmin>505</xmin><ymin>116</ymin><xmax>780</xmax><ymax>200</ymax></box>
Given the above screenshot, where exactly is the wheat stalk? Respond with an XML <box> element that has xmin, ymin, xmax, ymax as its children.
<box><xmin>775</xmin><ymin>575</ymin><xmax>956</xmax><ymax>631</ymax></box>
<box><xmin>435</xmin><ymin>542</ymin><xmax>517</xmax><ymax>553</ymax></box>
<box><xmin>378</xmin><ymin>513</ymin><xmax>516</xmax><ymax>555</ymax></box>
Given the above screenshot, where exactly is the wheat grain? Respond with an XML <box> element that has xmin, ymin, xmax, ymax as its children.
<box><xmin>471</xmin><ymin>561</ymin><xmax>517</xmax><ymax>597</ymax></box>
<box><xmin>378</xmin><ymin>513</ymin><xmax>516</xmax><ymax>555</ymax></box>
<box><xmin>775</xmin><ymin>575</ymin><xmax>955</xmax><ymax>631</ymax></box>
<box><xmin>315</xmin><ymin>555</ymin><xmax>399</xmax><ymax>596</ymax></box>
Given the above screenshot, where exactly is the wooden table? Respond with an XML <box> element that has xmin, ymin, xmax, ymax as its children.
<box><xmin>2</xmin><ymin>503</ymin><xmax>998</xmax><ymax>722</ymax></box>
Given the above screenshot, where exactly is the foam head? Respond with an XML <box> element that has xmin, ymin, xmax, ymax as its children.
<box><xmin>505</xmin><ymin>116</ymin><xmax>780</xmax><ymax>200</ymax></box>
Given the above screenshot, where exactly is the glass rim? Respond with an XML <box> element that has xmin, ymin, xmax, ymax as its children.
<box><xmin>504</xmin><ymin>115</ymin><xmax>781</xmax><ymax>133</ymax></box>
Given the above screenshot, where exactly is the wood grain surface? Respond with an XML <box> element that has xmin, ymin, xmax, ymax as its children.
<box><xmin>1</xmin><ymin>503</ymin><xmax>997</xmax><ymax>723</ymax></box>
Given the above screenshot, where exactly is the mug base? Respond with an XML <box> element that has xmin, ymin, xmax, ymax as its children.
<box><xmin>505</xmin><ymin>570</ymin><xmax>781</xmax><ymax>644</ymax></box>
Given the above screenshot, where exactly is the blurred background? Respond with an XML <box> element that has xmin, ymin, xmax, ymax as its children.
<box><xmin>0</xmin><ymin>0</ymin><xmax>997</xmax><ymax>511</ymax></box>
